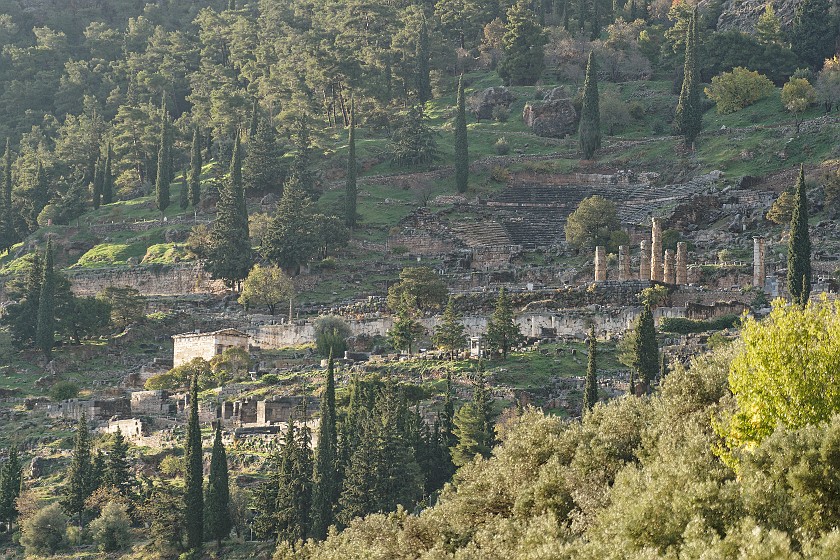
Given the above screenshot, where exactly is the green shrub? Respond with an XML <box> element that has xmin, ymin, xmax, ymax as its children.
<box><xmin>20</xmin><ymin>503</ymin><xmax>68</xmax><ymax>556</ymax></box>
<box><xmin>49</xmin><ymin>381</ymin><xmax>80</xmax><ymax>402</ymax></box>
<box><xmin>659</xmin><ymin>314</ymin><xmax>741</xmax><ymax>334</ymax></box>
<box><xmin>491</xmin><ymin>105</ymin><xmax>510</xmax><ymax>122</ymax></box>
<box><xmin>704</xmin><ymin>67</ymin><xmax>775</xmax><ymax>114</ymax></box>
<box><xmin>89</xmin><ymin>502</ymin><xmax>132</xmax><ymax>552</ymax></box>
<box><xmin>494</xmin><ymin>137</ymin><xmax>511</xmax><ymax>155</ymax></box>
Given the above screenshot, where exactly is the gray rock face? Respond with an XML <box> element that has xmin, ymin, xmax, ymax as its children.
<box><xmin>713</xmin><ymin>0</ymin><xmax>799</xmax><ymax>33</ymax></box>
<box><xmin>543</xmin><ymin>86</ymin><xmax>570</xmax><ymax>101</ymax></box>
<box><xmin>471</xmin><ymin>87</ymin><xmax>515</xmax><ymax>120</ymax></box>
<box><xmin>522</xmin><ymin>99</ymin><xmax>578</xmax><ymax>138</ymax></box>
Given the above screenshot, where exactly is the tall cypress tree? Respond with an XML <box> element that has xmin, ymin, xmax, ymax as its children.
<box><xmin>787</xmin><ymin>165</ymin><xmax>812</xmax><ymax>306</ymax></box>
<box><xmin>579</xmin><ymin>51</ymin><xmax>601</xmax><ymax>160</ymax></box>
<box><xmin>27</xmin><ymin>163</ymin><xmax>49</xmax><ymax>230</ymax></box>
<box><xmin>102</xmin><ymin>142</ymin><xmax>114</xmax><ymax>205</ymax></box>
<box><xmin>0</xmin><ymin>445</ymin><xmax>22</xmax><ymax>532</ymax></box>
<box><xmin>345</xmin><ymin>100</ymin><xmax>357</xmax><ymax>229</ymax></box>
<box><xmin>675</xmin><ymin>7</ymin><xmax>702</xmax><ymax>147</ymax></box>
<box><xmin>179</xmin><ymin>169</ymin><xmax>189</xmax><ymax>210</ymax></box>
<box><xmin>311</xmin><ymin>356</ymin><xmax>339</xmax><ymax>540</ymax></box>
<box><xmin>416</xmin><ymin>18</ymin><xmax>432</xmax><ymax>104</ymax></box>
<box><xmin>454</xmin><ymin>75</ymin><xmax>469</xmax><ymax>194</ymax></box>
<box><xmin>155</xmin><ymin>101</ymin><xmax>171</xmax><ymax>213</ymax></box>
<box><xmin>92</xmin><ymin>159</ymin><xmax>103</xmax><ymax>210</ymax></box>
<box><xmin>583</xmin><ymin>326</ymin><xmax>598</xmax><ymax>413</ymax></box>
<box><xmin>189</xmin><ymin>127</ymin><xmax>203</xmax><ymax>207</ymax></box>
<box><xmin>184</xmin><ymin>374</ymin><xmax>204</xmax><ymax>550</ymax></box>
<box><xmin>206</xmin><ymin>422</ymin><xmax>232</xmax><ymax>547</ymax></box>
<box><xmin>63</xmin><ymin>413</ymin><xmax>93</xmax><ymax>527</ymax></box>
<box><xmin>442</xmin><ymin>370</ymin><xmax>455</xmax><ymax>446</ymax></box>
<box><xmin>632</xmin><ymin>303</ymin><xmax>659</xmax><ymax>393</ymax></box>
<box><xmin>104</xmin><ymin>428</ymin><xmax>133</xmax><ymax>499</ymax></box>
<box><xmin>249</xmin><ymin>97</ymin><xmax>260</xmax><ymax>139</ymax></box>
<box><xmin>275</xmin><ymin>410</ymin><xmax>312</xmax><ymax>543</ymax></box>
<box><xmin>206</xmin><ymin>133</ymin><xmax>252</xmax><ymax>288</ymax></box>
<box><xmin>35</xmin><ymin>239</ymin><xmax>55</xmax><ymax>357</ymax></box>
<box><xmin>0</xmin><ymin>139</ymin><xmax>15</xmax><ymax>255</ymax></box>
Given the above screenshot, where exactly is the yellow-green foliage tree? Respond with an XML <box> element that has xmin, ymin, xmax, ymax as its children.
<box><xmin>782</xmin><ymin>77</ymin><xmax>817</xmax><ymax>132</ymax></box>
<box><xmin>718</xmin><ymin>299</ymin><xmax>840</xmax><ymax>459</ymax></box>
<box><xmin>705</xmin><ymin>67</ymin><xmax>775</xmax><ymax>114</ymax></box>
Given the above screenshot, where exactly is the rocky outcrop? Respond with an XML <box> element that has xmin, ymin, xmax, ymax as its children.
<box><xmin>470</xmin><ymin>87</ymin><xmax>515</xmax><ymax>120</ymax></box>
<box><xmin>522</xmin><ymin>98</ymin><xmax>578</xmax><ymax>138</ymax></box>
<box><xmin>713</xmin><ymin>0</ymin><xmax>800</xmax><ymax>33</ymax></box>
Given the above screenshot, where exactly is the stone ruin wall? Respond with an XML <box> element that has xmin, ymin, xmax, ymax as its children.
<box><xmin>64</xmin><ymin>263</ymin><xmax>227</xmax><ymax>297</ymax></box>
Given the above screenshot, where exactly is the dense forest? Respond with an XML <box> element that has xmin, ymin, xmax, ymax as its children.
<box><xmin>0</xmin><ymin>0</ymin><xmax>840</xmax><ymax>558</ymax></box>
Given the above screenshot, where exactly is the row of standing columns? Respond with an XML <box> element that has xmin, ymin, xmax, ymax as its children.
<box><xmin>594</xmin><ymin>218</ymin><xmax>688</xmax><ymax>284</ymax></box>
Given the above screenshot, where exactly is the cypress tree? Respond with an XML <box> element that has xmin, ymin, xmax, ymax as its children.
<box><xmin>102</xmin><ymin>142</ymin><xmax>114</xmax><ymax>205</ymax></box>
<box><xmin>243</xmin><ymin>112</ymin><xmax>286</xmax><ymax>194</ymax></box>
<box><xmin>290</xmin><ymin>115</ymin><xmax>315</xmax><ymax>198</ymax></box>
<box><xmin>0</xmin><ymin>445</ymin><xmax>22</xmax><ymax>532</ymax></box>
<box><xmin>433</xmin><ymin>296</ymin><xmax>467</xmax><ymax>359</ymax></box>
<box><xmin>1</xmin><ymin>139</ymin><xmax>15</xmax><ymax>255</ymax></box>
<box><xmin>179</xmin><ymin>169</ymin><xmax>189</xmax><ymax>210</ymax></box>
<box><xmin>498</xmin><ymin>0</ymin><xmax>548</xmax><ymax>86</ymax></box>
<box><xmin>583</xmin><ymin>326</ymin><xmax>598</xmax><ymax>413</ymax></box>
<box><xmin>790</xmin><ymin>0</ymin><xmax>837</xmax><ymax>70</ymax></box>
<box><xmin>675</xmin><ymin>7</ymin><xmax>702</xmax><ymax>148</ymax></box>
<box><xmin>35</xmin><ymin>239</ymin><xmax>55</xmax><ymax>357</ymax></box>
<box><xmin>275</xmin><ymin>410</ymin><xmax>312</xmax><ymax>543</ymax></box>
<box><xmin>155</xmin><ymin>104</ymin><xmax>171</xmax><ymax>213</ymax></box>
<box><xmin>787</xmin><ymin>165</ymin><xmax>812</xmax><ymax>306</ymax></box>
<box><xmin>441</xmin><ymin>370</ymin><xmax>455</xmax><ymax>446</ymax></box>
<box><xmin>104</xmin><ymin>429</ymin><xmax>133</xmax><ymax>500</ymax></box>
<box><xmin>189</xmin><ymin>127</ymin><xmax>203</xmax><ymax>207</ymax></box>
<box><xmin>206</xmin><ymin>133</ymin><xmax>252</xmax><ymax>288</ymax></box>
<box><xmin>337</xmin><ymin>412</ymin><xmax>378</xmax><ymax>525</ymax></box>
<box><xmin>416</xmin><ymin>18</ymin><xmax>432</xmax><ymax>104</ymax></box>
<box><xmin>486</xmin><ymin>288</ymin><xmax>524</xmax><ymax>359</ymax></box>
<box><xmin>249</xmin><ymin>97</ymin><xmax>260</xmax><ymax>139</ymax></box>
<box><xmin>345</xmin><ymin>99</ymin><xmax>357</xmax><ymax>229</ymax></box>
<box><xmin>251</xmin><ymin>447</ymin><xmax>281</xmax><ymax>539</ymax></box>
<box><xmin>311</xmin><ymin>356</ymin><xmax>339</xmax><ymax>540</ymax></box>
<box><xmin>632</xmin><ymin>303</ymin><xmax>659</xmax><ymax>393</ymax></box>
<box><xmin>206</xmin><ymin>422</ymin><xmax>232</xmax><ymax>547</ymax></box>
<box><xmin>63</xmin><ymin>413</ymin><xmax>93</xmax><ymax>527</ymax></box>
<box><xmin>579</xmin><ymin>51</ymin><xmax>601</xmax><ymax>160</ymax></box>
<box><xmin>578</xmin><ymin>0</ymin><xmax>586</xmax><ymax>31</ymax></box>
<box><xmin>91</xmin><ymin>449</ymin><xmax>105</xmax><ymax>493</ymax></box>
<box><xmin>184</xmin><ymin>373</ymin><xmax>204</xmax><ymax>550</ymax></box>
<box><xmin>454</xmin><ymin>75</ymin><xmax>469</xmax><ymax>194</ymax></box>
<box><xmin>28</xmin><ymin>163</ymin><xmax>49</xmax><ymax>230</ymax></box>
<box><xmin>451</xmin><ymin>373</ymin><xmax>493</xmax><ymax>466</ymax></box>
<box><xmin>92</xmin><ymin>159</ymin><xmax>103</xmax><ymax>210</ymax></box>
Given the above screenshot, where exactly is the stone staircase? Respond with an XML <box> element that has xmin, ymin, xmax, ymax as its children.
<box><xmin>450</xmin><ymin>220</ymin><xmax>512</xmax><ymax>248</ymax></box>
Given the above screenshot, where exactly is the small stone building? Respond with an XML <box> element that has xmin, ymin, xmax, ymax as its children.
<box><xmin>172</xmin><ymin>329</ymin><xmax>250</xmax><ymax>367</ymax></box>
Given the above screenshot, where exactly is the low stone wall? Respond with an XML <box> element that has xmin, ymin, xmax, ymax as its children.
<box><xmin>65</xmin><ymin>263</ymin><xmax>227</xmax><ymax>297</ymax></box>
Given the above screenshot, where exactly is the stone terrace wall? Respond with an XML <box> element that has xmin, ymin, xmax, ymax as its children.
<box><xmin>65</xmin><ymin>263</ymin><xmax>227</xmax><ymax>297</ymax></box>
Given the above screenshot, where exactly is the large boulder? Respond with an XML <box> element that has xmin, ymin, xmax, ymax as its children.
<box><xmin>470</xmin><ymin>87</ymin><xmax>515</xmax><ymax>120</ymax></box>
<box><xmin>712</xmin><ymin>0</ymin><xmax>799</xmax><ymax>32</ymax></box>
<box><xmin>522</xmin><ymin>99</ymin><xmax>578</xmax><ymax>138</ymax></box>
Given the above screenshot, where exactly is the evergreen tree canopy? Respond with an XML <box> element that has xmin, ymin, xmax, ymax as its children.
<box><xmin>102</xmin><ymin>142</ymin><xmax>114</xmax><ymax>205</ymax></box>
<box><xmin>579</xmin><ymin>51</ymin><xmax>601</xmax><ymax>160</ymax></box>
<box><xmin>583</xmin><ymin>326</ymin><xmax>598</xmax><ymax>413</ymax></box>
<box><xmin>486</xmin><ymin>288</ymin><xmax>524</xmax><ymax>359</ymax></box>
<box><xmin>262</xmin><ymin>175</ymin><xmax>318</xmax><ymax>275</ymax></box>
<box><xmin>433</xmin><ymin>296</ymin><xmax>467</xmax><ymax>358</ymax></box>
<box><xmin>415</xmin><ymin>18</ymin><xmax>432</xmax><ymax>104</ymax></box>
<box><xmin>389</xmin><ymin>105</ymin><xmax>440</xmax><ymax>167</ymax></box>
<box><xmin>498</xmin><ymin>0</ymin><xmax>548</xmax><ymax>86</ymax></box>
<box><xmin>675</xmin><ymin>7</ymin><xmax>702</xmax><ymax>147</ymax></box>
<box><xmin>451</xmin><ymin>372</ymin><xmax>494</xmax><ymax>466</ymax></box>
<box><xmin>184</xmin><ymin>374</ymin><xmax>204</xmax><ymax>550</ymax></box>
<box><xmin>311</xmin><ymin>356</ymin><xmax>339</xmax><ymax>540</ymax></box>
<box><xmin>62</xmin><ymin>413</ymin><xmax>94</xmax><ymax>526</ymax></box>
<box><xmin>243</xmin><ymin>111</ymin><xmax>286</xmax><ymax>194</ymax></box>
<box><xmin>632</xmin><ymin>303</ymin><xmax>659</xmax><ymax>393</ymax></box>
<box><xmin>35</xmin><ymin>239</ymin><xmax>56</xmax><ymax>357</ymax></box>
<box><xmin>0</xmin><ymin>445</ymin><xmax>22</xmax><ymax>531</ymax></box>
<box><xmin>189</xmin><ymin>127</ymin><xmax>203</xmax><ymax>207</ymax></box>
<box><xmin>454</xmin><ymin>75</ymin><xmax>469</xmax><ymax>194</ymax></box>
<box><xmin>790</xmin><ymin>0</ymin><xmax>838</xmax><ymax>70</ymax></box>
<box><xmin>0</xmin><ymin>139</ymin><xmax>15</xmax><ymax>255</ymax></box>
<box><xmin>103</xmin><ymin>429</ymin><xmax>134</xmax><ymax>501</ymax></box>
<box><xmin>155</xmin><ymin>104</ymin><xmax>171</xmax><ymax>213</ymax></box>
<box><xmin>206</xmin><ymin>422</ymin><xmax>232</xmax><ymax>546</ymax></box>
<box><xmin>787</xmin><ymin>165</ymin><xmax>811</xmax><ymax>306</ymax></box>
<box><xmin>389</xmin><ymin>293</ymin><xmax>426</xmax><ymax>355</ymax></box>
<box><xmin>345</xmin><ymin>99</ymin><xmax>357</xmax><ymax>229</ymax></box>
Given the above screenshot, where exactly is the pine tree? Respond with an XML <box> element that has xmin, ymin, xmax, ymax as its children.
<box><xmin>63</xmin><ymin>413</ymin><xmax>93</xmax><ymax>527</ymax></box>
<box><xmin>104</xmin><ymin>429</ymin><xmax>133</xmax><ymax>500</ymax></box>
<box><xmin>433</xmin><ymin>297</ymin><xmax>467</xmax><ymax>359</ymax></box>
<box><xmin>102</xmin><ymin>142</ymin><xmax>114</xmax><ymax>205</ymax></box>
<box><xmin>184</xmin><ymin>374</ymin><xmax>204</xmax><ymax>550</ymax></box>
<box><xmin>451</xmin><ymin>373</ymin><xmax>493</xmax><ymax>466</ymax></box>
<box><xmin>206</xmin><ymin>133</ymin><xmax>252</xmax><ymax>288</ymax></box>
<box><xmin>311</xmin><ymin>356</ymin><xmax>339</xmax><ymax>540</ymax></box>
<box><xmin>91</xmin><ymin>449</ymin><xmax>105</xmax><ymax>493</ymax></box>
<box><xmin>26</xmin><ymin>163</ymin><xmax>49</xmax><ymax>231</ymax></box>
<box><xmin>787</xmin><ymin>165</ymin><xmax>812</xmax><ymax>306</ymax></box>
<box><xmin>290</xmin><ymin>115</ymin><xmax>316</xmax><ymax>198</ymax></box>
<box><xmin>0</xmin><ymin>139</ymin><xmax>15</xmax><ymax>255</ymax></box>
<box><xmin>206</xmin><ymin>422</ymin><xmax>232</xmax><ymax>547</ymax></box>
<box><xmin>583</xmin><ymin>326</ymin><xmax>598</xmax><ymax>413</ymax></box>
<box><xmin>243</xmin><ymin>111</ymin><xmax>286</xmax><ymax>194</ymax></box>
<box><xmin>262</xmin><ymin>175</ymin><xmax>318</xmax><ymax>275</ymax></box>
<box><xmin>454</xmin><ymin>75</ymin><xmax>469</xmax><ymax>194</ymax></box>
<box><xmin>189</xmin><ymin>127</ymin><xmax>203</xmax><ymax>207</ymax></box>
<box><xmin>251</xmin><ymin>447</ymin><xmax>281</xmax><ymax>539</ymax></box>
<box><xmin>579</xmin><ymin>51</ymin><xmax>601</xmax><ymax>160</ymax></box>
<box><xmin>416</xmin><ymin>18</ymin><xmax>432</xmax><ymax>104</ymax></box>
<box><xmin>498</xmin><ymin>0</ymin><xmax>548</xmax><ymax>86</ymax></box>
<box><xmin>35</xmin><ymin>239</ymin><xmax>55</xmax><ymax>357</ymax></box>
<box><xmin>92</xmin><ymin>159</ymin><xmax>103</xmax><ymax>210</ymax></box>
<box><xmin>275</xmin><ymin>410</ymin><xmax>312</xmax><ymax>543</ymax></box>
<box><xmin>337</xmin><ymin>412</ymin><xmax>379</xmax><ymax>525</ymax></box>
<box><xmin>0</xmin><ymin>445</ymin><xmax>22</xmax><ymax>532</ymax></box>
<box><xmin>790</xmin><ymin>0</ymin><xmax>837</xmax><ymax>70</ymax></box>
<box><xmin>675</xmin><ymin>7</ymin><xmax>702</xmax><ymax>148</ymax></box>
<box><xmin>632</xmin><ymin>303</ymin><xmax>659</xmax><ymax>393</ymax></box>
<box><xmin>155</xmin><ymin>104</ymin><xmax>171</xmax><ymax>213</ymax></box>
<box><xmin>345</xmin><ymin>100</ymin><xmax>357</xmax><ymax>229</ymax></box>
<box><xmin>486</xmin><ymin>288</ymin><xmax>523</xmax><ymax>359</ymax></box>
<box><xmin>389</xmin><ymin>293</ymin><xmax>426</xmax><ymax>355</ymax></box>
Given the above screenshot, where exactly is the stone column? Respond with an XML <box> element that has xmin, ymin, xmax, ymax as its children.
<box><xmin>664</xmin><ymin>249</ymin><xmax>676</xmax><ymax>284</ymax></box>
<box><xmin>753</xmin><ymin>236</ymin><xmax>766</xmax><ymax>289</ymax></box>
<box><xmin>650</xmin><ymin>218</ymin><xmax>663</xmax><ymax>282</ymax></box>
<box><xmin>640</xmin><ymin>240</ymin><xmax>651</xmax><ymax>282</ymax></box>
<box><xmin>618</xmin><ymin>245</ymin><xmax>631</xmax><ymax>281</ymax></box>
<box><xmin>594</xmin><ymin>246</ymin><xmax>607</xmax><ymax>282</ymax></box>
<box><xmin>676</xmin><ymin>242</ymin><xmax>688</xmax><ymax>285</ymax></box>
